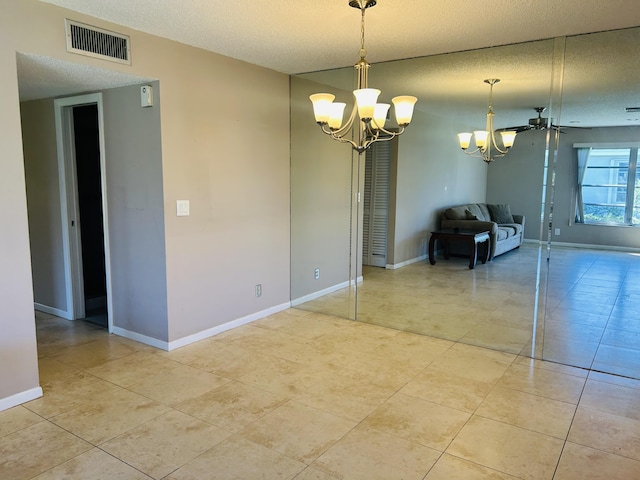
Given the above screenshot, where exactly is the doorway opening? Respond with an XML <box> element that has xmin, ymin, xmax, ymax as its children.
<box><xmin>72</xmin><ymin>104</ymin><xmax>107</xmax><ymax>327</ymax></box>
<box><xmin>55</xmin><ymin>93</ymin><xmax>113</xmax><ymax>331</ymax></box>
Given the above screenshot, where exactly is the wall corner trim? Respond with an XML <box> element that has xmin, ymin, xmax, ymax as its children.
<box><xmin>386</xmin><ymin>254</ymin><xmax>427</xmax><ymax>270</ymax></box>
<box><xmin>111</xmin><ymin>327</ymin><xmax>170</xmax><ymax>350</ymax></box>
<box><xmin>0</xmin><ymin>386</ymin><xmax>43</xmax><ymax>412</ymax></box>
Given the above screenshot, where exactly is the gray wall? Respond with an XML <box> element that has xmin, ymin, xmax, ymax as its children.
<box><xmin>486</xmin><ymin>131</ymin><xmax>548</xmax><ymax>240</ymax></box>
<box><xmin>21</xmin><ymin>83</ymin><xmax>168</xmax><ymax>339</ymax></box>
<box><xmin>551</xmin><ymin>126</ymin><xmax>640</xmax><ymax>248</ymax></box>
<box><xmin>391</xmin><ymin>109</ymin><xmax>489</xmax><ymax>265</ymax></box>
<box><xmin>21</xmin><ymin>99</ymin><xmax>68</xmax><ymax>313</ymax></box>
<box><xmin>487</xmin><ymin>125</ymin><xmax>640</xmax><ymax>249</ymax></box>
<box><xmin>102</xmin><ymin>82</ymin><xmax>169</xmax><ymax>339</ymax></box>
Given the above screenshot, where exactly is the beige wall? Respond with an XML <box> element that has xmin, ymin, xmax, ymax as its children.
<box><xmin>1</xmin><ymin>0</ymin><xmax>290</xmax><ymax>409</ymax></box>
<box><xmin>0</xmin><ymin>47</ymin><xmax>41</xmax><ymax>407</ymax></box>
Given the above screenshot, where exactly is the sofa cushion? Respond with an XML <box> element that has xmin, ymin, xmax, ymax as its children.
<box><xmin>478</xmin><ymin>203</ymin><xmax>491</xmax><ymax>221</ymax></box>
<box><xmin>499</xmin><ymin>226</ymin><xmax>516</xmax><ymax>237</ymax></box>
<box><xmin>466</xmin><ymin>204</ymin><xmax>486</xmax><ymax>221</ymax></box>
<box><xmin>488</xmin><ymin>204</ymin><xmax>514</xmax><ymax>224</ymax></box>
<box><xmin>496</xmin><ymin>228</ymin><xmax>509</xmax><ymax>241</ymax></box>
<box><xmin>501</xmin><ymin>223</ymin><xmax>523</xmax><ymax>235</ymax></box>
<box><xmin>465</xmin><ymin>209</ymin><xmax>478</xmax><ymax>220</ymax></box>
<box><xmin>444</xmin><ymin>206</ymin><xmax>468</xmax><ymax>220</ymax></box>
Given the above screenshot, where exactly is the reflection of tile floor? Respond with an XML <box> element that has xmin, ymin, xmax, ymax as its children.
<box><xmin>3</xmin><ymin>310</ymin><xmax>640</xmax><ymax>478</ymax></box>
<box><xmin>300</xmin><ymin>243</ymin><xmax>640</xmax><ymax>379</ymax></box>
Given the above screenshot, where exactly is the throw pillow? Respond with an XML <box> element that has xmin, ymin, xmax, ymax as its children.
<box><xmin>488</xmin><ymin>203</ymin><xmax>514</xmax><ymax>224</ymax></box>
<box><xmin>444</xmin><ymin>206</ymin><xmax>468</xmax><ymax>220</ymax></box>
<box><xmin>465</xmin><ymin>209</ymin><xmax>478</xmax><ymax>220</ymax></box>
<box><xmin>466</xmin><ymin>204</ymin><xmax>486</xmax><ymax>221</ymax></box>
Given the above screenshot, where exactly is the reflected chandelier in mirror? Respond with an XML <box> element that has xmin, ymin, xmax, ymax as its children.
<box><xmin>457</xmin><ymin>79</ymin><xmax>517</xmax><ymax>164</ymax></box>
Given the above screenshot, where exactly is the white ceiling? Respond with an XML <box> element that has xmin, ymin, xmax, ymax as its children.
<box><xmin>40</xmin><ymin>0</ymin><xmax>640</xmax><ymax>74</ymax></box>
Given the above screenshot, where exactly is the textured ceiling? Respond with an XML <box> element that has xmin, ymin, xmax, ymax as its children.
<box><xmin>20</xmin><ymin>0</ymin><xmax>640</xmax><ymax>128</ymax></box>
<box><xmin>40</xmin><ymin>0</ymin><xmax>640</xmax><ymax>74</ymax></box>
<box><xmin>17</xmin><ymin>54</ymin><xmax>153</xmax><ymax>102</ymax></box>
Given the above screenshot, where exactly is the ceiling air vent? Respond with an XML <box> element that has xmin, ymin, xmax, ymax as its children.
<box><xmin>65</xmin><ymin>19</ymin><xmax>131</xmax><ymax>65</ymax></box>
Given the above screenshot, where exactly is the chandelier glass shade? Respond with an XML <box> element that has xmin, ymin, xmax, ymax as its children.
<box><xmin>309</xmin><ymin>0</ymin><xmax>418</xmax><ymax>154</ymax></box>
<box><xmin>458</xmin><ymin>79</ymin><xmax>516</xmax><ymax>163</ymax></box>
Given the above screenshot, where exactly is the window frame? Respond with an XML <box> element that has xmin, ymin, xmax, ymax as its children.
<box><xmin>575</xmin><ymin>143</ymin><xmax>640</xmax><ymax>226</ymax></box>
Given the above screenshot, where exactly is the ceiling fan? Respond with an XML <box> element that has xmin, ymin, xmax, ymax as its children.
<box><xmin>500</xmin><ymin>107</ymin><xmax>586</xmax><ymax>133</ymax></box>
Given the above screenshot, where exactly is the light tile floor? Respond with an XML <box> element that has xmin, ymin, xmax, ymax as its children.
<box><xmin>300</xmin><ymin>244</ymin><xmax>640</xmax><ymax>379</ymax></box>
<box><xmin>2</xmin><ymin>309</ymin><xmax>640</xmax><ymax>479</ymax></box>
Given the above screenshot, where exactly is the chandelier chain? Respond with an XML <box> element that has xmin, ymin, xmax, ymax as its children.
<box><xmin>360</xmin><ymin>4</ymin><xmax>366</xmax><ymax>59</ymax></box>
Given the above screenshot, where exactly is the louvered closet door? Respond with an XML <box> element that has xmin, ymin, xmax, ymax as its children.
<box><xmin>363</xmin><ymin>141</ymin><xmax>391</xmax><ymax>267</ymax></box>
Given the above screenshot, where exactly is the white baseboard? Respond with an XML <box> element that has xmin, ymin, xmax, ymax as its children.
<box><xmin>291</xmin><ymin>278</ymin><xmax>362</xmax><ymax>306</ymax></box>
<box><xmin>550</xmin><ymin>241</ymin><xmax>640</xmax><ymax>253</ymax></box>
<box><xmin>112</xmin><ymin>302</ymin><xmax>291</xmax><ymax>352</ymax></box>
<box><xmin>0</xmin><ymin>386</ymin><xmax>43</xmax><ymax>412</ymax></box>
<box><xmin>34</xmin><ymin>303</ymin><xmax>72</xmax><ymax>320</ymax></box>
<box><xmin>166</xmin><ymin>302</ymin><xmax>291</xmax><ymax>351</ymax></box>
<box><xmin>386</xmin><ymin>254</ymin><xmax>427</xmax><ymax>270</ymax></box>
<box><xmin>523</xmin><ymin>238</ymin><xmax>640</xmax><ymax>253</ymax></box>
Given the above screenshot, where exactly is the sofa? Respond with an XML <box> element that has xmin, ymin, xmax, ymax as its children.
<box><xmin>439</xmin><ymin>203</ymin><xmax>524</xmax><ymax>260</ymax></box>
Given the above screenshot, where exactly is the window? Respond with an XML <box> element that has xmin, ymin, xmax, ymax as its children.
<box><xmin>579</xmin><ymin>147</ymin><xmax>640</xmax><ymax>225</ymax></box>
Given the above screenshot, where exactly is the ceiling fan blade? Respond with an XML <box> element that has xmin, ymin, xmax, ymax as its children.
<box><xmin>497</xmin><ymin>125</ymin><xmax>531</xmax><ymax>133</ymax></box>
<box><xmin>554</xmin><ymin>124</ymin><xmax>592</xmax><ymax>130</ymax></box>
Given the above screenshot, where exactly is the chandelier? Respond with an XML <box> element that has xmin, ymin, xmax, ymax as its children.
<box><xmin>457</xmin><ymin>79</ymin><xmax>517</xmax><ymax>163</ymax></box>
<box><xmin>309</xmin><ymin>0</ymin><xmax>418</xmax><ymax>155</ymax></box>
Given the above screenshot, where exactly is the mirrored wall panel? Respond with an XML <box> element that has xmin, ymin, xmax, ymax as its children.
<box><xmin>542</xmin><ymin>27</ymin><xmax>640</xmax><ymax>379</ymax></box>
<box><xmin>291</xmin><ymin>38</ymin><xmax>558</xmax><ymax>356</ymax></box>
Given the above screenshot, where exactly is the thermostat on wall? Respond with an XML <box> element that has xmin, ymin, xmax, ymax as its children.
<box><xmin>141</xmin><ymin>85</ymin><xmax>153</xmax><ymax>107</ymax></box>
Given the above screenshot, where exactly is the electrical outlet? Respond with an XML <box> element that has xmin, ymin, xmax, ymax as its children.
<box><xmin>554</xmin><ymin>228</ymin><xmax>561</xmax><ymax>236</ymax></box>
<box><xmin>314</xmin><ymin>268</ymin><xmax>320</xmax><ymax>280</ymax></box>
<box><xmin>255</xmin><ymin>284</ymin><xmax>262</xmax><ymax>297</ymax></box>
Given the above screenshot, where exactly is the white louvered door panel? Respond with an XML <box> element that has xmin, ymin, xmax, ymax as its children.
<box><xmin>363</xmin><ymin>142</ymin><xmax>391</xmax><ymax>267</ymax></box>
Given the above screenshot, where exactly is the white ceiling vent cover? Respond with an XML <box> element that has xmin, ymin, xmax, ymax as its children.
<box><xmin>65</xmin><ymin>19</ymin><xmax>131</xmax><ymax>65</ymax></box>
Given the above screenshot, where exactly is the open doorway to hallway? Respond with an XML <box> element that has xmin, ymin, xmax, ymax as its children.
<box><xmin>72</xmin><ymin>103</ymin><xmax>107</xmax><ymax>327</ymax></box>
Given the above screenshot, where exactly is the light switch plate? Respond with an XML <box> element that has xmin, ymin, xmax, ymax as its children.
<box><xmin>176</xmin><ymin>200</ymin><xmax>190</xmax><ymax>216</ymax></box>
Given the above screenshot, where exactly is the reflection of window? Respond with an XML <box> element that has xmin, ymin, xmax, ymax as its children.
<box><xmin>580</xmin><ymin>147</ymin><xmax>640</xmax><ymax>225</ymax></box>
